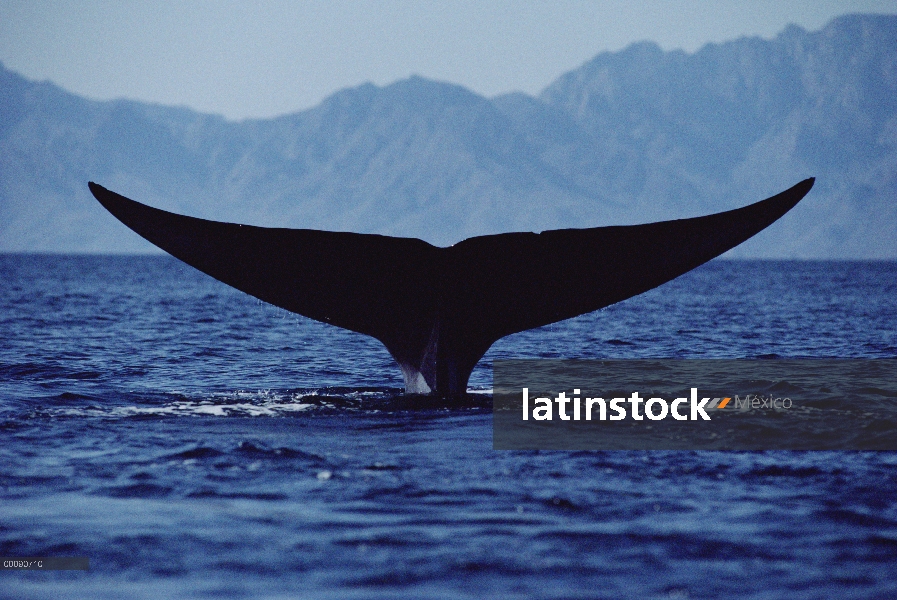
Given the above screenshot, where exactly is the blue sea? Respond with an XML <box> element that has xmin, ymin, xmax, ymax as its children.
<box><xmin>1</xmin><ymin>255</ymin><xmax>896</xmax><ymax>599</ymax></box>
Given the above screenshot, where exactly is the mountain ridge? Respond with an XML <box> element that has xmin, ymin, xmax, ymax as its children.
<box><xmin>1</xmin><ymin>13</ymin><xmax>894</xmax><ymax>257</ymax></box>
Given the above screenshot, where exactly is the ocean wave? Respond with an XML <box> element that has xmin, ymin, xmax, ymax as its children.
<box><xmin>30</xmin><ymin>387</ymin><xmax>493</xmax><ymax>419</ymax></box>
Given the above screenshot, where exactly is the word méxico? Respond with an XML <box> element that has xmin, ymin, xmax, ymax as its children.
<box><xmin>521</xmin><ymin>388</ymin><xmax>714</xmax><ymax>421</ymax></box>
<box><xmin>733</xmin><ymin>394</ymin><xmax>792</xmax><ymax>409</ymax></box>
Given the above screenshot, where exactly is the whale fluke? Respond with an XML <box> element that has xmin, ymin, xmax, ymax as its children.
<box><xmin>89</xmin><ymin>178</ymin><xmax>814</xmax><ymax>396</ymax></box>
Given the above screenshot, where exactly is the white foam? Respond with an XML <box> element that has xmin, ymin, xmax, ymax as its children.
<box><xmin>46</xmin><ymin>390</ymin><xmax>318</xmax><ymax>418</ymax></box>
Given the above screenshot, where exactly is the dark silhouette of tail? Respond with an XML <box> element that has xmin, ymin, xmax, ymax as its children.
<box><xmin>89</xmin><ymin>178</ymin><xmax>814</xmax><ymax>395</ymax></box>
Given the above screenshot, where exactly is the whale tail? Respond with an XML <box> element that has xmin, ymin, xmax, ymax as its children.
<box><xmin>89</xmin><ymin>178</ymin><xmax>814</xmax><ymax>396</ymax></box>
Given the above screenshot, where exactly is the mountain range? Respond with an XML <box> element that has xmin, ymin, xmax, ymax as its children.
<box><xmin>1</xmin><ymin>13</ymin><xmax>895</xmax><ymax>257</ymax></box>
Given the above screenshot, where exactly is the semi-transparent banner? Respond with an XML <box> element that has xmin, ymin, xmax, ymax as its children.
<box><xmin>492</xmin><ymin>360</ymin><xmax>897</xmax><ymax>450</ymax></box>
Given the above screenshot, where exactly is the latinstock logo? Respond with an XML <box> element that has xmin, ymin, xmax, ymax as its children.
<box><xmin>520</xmin><ymin>388</ymin><xmax>792</xmax><ymax>422</ymax></box>
<box><xmin>490</xmin><ymin>359</ymin><xmax>880</xmax><ymax>451</ymax></box>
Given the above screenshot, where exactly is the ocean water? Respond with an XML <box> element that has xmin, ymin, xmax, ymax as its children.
<box><xmin>1</xmin><ymin>255</ymin><xmax>896</xmax><ymax>599</ymax></box>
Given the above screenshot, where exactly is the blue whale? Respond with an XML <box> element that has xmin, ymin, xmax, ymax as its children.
<box><xmin>89</xmin><ymin>178</ymin><xmax>814</xmax><ymax>396</ymax></box>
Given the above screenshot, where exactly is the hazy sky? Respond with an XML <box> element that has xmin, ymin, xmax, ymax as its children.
<box><xmin>2</xmin><ymin>1</ymin><xmax>895</xmax><ymax>120</ymax></box>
